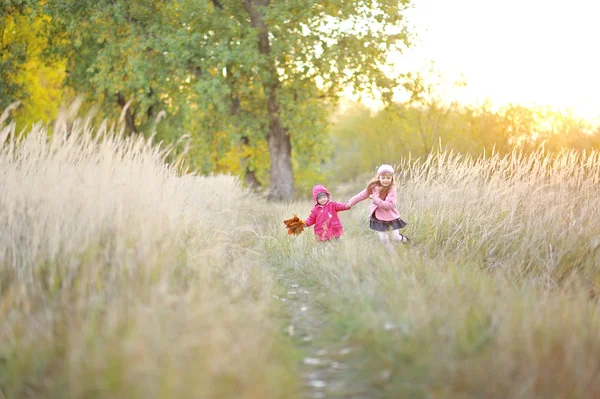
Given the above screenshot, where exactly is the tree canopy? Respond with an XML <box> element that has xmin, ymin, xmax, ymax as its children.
<box><xmin>39</xmin><ymin>0</ymin><xmax>412</xmax><ymax>200</ymax></box>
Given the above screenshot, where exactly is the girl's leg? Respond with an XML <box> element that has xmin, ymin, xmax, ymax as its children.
<box><xmin>391</xmin><ymin>229</ymin><xmax>409</xmax><ymax>243</ymax></box>
<box><xmin>377</xmin><ymin>231</ymin><xmax>394</xmax><ymax>251</ymax></box>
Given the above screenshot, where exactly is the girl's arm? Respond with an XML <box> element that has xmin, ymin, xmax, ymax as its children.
<box><xmin>304</xmin><ymin>208</ymin><xmax>317</xmax><ymax>227</ymax></box>
<box><xmin>348</xmin><ymin>189</ymin><xmax>369</xmax><ymax>207</ymax></box>
<box><xmin>333</xmin><ymin>201</ymin><xmax>351</xmax><ymax>212</ymax></box>
<box><xmin>371</xmin><ymin>187</ymin><xmax>397</xmax><ymax>211</ymax></box>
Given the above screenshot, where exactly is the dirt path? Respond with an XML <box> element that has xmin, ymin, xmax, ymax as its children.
<box><xmin>275</xmin><ymin>279</ymin><xmax>374</xmax><ymax>399</ymax></box>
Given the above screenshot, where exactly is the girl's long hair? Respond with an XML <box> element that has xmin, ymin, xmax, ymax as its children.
<box><xmin>366</xmin><ymin>173</ymin><xmax>396</xmax><ymax>199</ymax></box>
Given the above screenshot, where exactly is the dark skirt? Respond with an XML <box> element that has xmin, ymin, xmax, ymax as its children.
<box><xmin>369</xmin><ymin>215</ymin><xmax>407</xmax><ymax>232</ymax></box>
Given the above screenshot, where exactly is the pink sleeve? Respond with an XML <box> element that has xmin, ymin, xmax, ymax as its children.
<box><xmin>348</xmin><ymin>189</ymin><xmax>369</xmax><ymax>207</ymax></box>
<box><xmin>333</xmin><ymin>201</ymin><xmax>351</xmax><ymax>212</ymax></box>
<box><xmin>372</xmin><ymin>188</ymin><xmax>397</xmax><ymax>211</ymax></box>
<box><xmin>304</xmin><ymin>208</ymin><xmax>317</xmax><ymax>227</ymax></box>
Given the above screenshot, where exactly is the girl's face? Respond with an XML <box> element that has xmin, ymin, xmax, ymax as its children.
<box><xmin>317</xmin><ymin>194</ymin><xmax>328</xmax><ymax>205</ymax></box>
<box><xmin>379</xmin><ymin>173</ymin><xmax>393</xmax><ymax>187</ymax></box>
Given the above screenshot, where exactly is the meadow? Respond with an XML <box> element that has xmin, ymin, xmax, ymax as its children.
<box><xmin>2</xmin><ymin>109</ymin><xmax>600</xmax><ymax>398</ymax></box>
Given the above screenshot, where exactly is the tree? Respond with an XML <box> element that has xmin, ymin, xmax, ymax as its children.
<box><xmin>42</xmin><ymin>0</ymin><xmax>412</xmax><ymax>200</ymax></box>
<box><xmin>1</xmin><ymin>1</ymin><xmax>66</xmax><ymax>128</ymax></box>
<box><xmin>392</xmin><ymin>65</ymin><xmax>468</xmax><ymax>157</ymax></box>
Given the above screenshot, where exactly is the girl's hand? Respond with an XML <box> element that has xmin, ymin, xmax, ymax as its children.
<box><xmin>370</xmin><ymin>187</ymin><xmax>380</xmax><ymax>200</ymax></box>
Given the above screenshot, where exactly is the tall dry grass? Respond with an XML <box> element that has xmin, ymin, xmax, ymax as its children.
<box><xmin>0</xmin><ymin>110</ymin><xmax>298</xmax><ymax>398</ymax></box>
<box><xmin>4</xmin><ymin>102</ymin><xmax>600</xmax><ymax>398</ymax></box>
<box><xmin>396</xmin><ymin>149</ymin><xmax>600</xmax><ymax>285</ymax></box>
<box><xmin>266</xmin><ymin>148</ymin><xmax>600</xmax><ymax>398</ymax></box>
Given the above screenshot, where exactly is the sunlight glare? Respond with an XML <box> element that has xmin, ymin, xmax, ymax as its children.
<box><xmin>389</xmin><ymin>0</ymin><xmax>600</xmax><ymax>122</ymax></box>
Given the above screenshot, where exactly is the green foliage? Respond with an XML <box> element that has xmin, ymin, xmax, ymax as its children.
<box><xmin>40</xmin><ymin>0</ymin><xmax>413</xmax><ymax>193</ymax></box>
<box><xmin>329</xmin><ymin>98</ymin><xmax>600</xmax><ymax>181</ymax></box>
<box><xmin>329</xmin><ymin>103</ymin><xmax>404</xmax><ymax>181</ymax></box>
<box><xmin>0</xmin><ymin>3</ymin><xmax>66</xmax><ymax>129</ymax></box>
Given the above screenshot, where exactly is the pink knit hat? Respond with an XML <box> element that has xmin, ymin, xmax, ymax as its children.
<box><xmin>377</xmin><ymin>164</ymin><xmax>394</xmax><ymax>175</ymax></box>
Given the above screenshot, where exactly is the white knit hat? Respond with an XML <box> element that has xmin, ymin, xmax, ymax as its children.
<box><xmin>377</xmin><ymin>164</ymin><xmax>394</xmax><ymax>175</ymax></box>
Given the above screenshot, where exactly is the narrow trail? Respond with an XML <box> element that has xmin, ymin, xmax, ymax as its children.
<box><xmin>275</xmin><ymin>277</ymin><xmax>375</xmax><ymax>399</ymax></box>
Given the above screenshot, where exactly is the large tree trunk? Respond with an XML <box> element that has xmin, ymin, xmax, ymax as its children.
<box><xmin>244</xmin><ymin>0</ymin><xmax>294</xmax><ymax>201</ymax></box>
<box><xmin>266</xmin><ymin>102</ymin><xmax>294</xmax><ymax>200</ymax></box>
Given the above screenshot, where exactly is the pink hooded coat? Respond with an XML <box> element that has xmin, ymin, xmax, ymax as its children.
<box><xmin>348</xmin><ymin>185</ymin><xmax>401</xmax><ymax>221</ymax></box>
<box><xmin>305</xmin><ymin>185</ymin><xmax>350</xmax><ymax>241</ymax></box>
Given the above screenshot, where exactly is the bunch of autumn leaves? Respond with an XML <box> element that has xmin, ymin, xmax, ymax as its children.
<box><xmin>283</xmin><ymin>214</ymin><xmax>305</xmax><ymax>236</ymax></box>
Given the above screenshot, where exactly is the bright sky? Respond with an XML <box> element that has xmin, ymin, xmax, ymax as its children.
<box><xmin>392</xmin><ymin>0</ymin><xmax>600</xmax><ymax>122</ymax></box>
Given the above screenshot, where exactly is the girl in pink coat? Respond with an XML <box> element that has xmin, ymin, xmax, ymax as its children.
<box><xmin>347</xmin><ymin>164</ymin><xmax>409</xmax><ymax>249</ymax></box>
<box><xmin>304</xmin><ymin>185</ymin><xmax>351</xmax><ymax>242</ymax></box>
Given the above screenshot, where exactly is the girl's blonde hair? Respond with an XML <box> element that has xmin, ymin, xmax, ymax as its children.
<box><xmin>366</xmin><ymin>172</ymin><xmax>395</xmax><ymax>199</ymax></box>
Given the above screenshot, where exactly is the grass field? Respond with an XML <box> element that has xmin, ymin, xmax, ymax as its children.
<box><xmin>2</xmin><ymin>111</ymin><xmax>600</xmax><ymax>398</ymax></box>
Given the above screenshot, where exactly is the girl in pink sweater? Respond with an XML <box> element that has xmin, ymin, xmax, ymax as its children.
<box><xmin>347</xmin><ymin>164</ymin><xmax>409</xmax><ymax>249</ymax></box>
